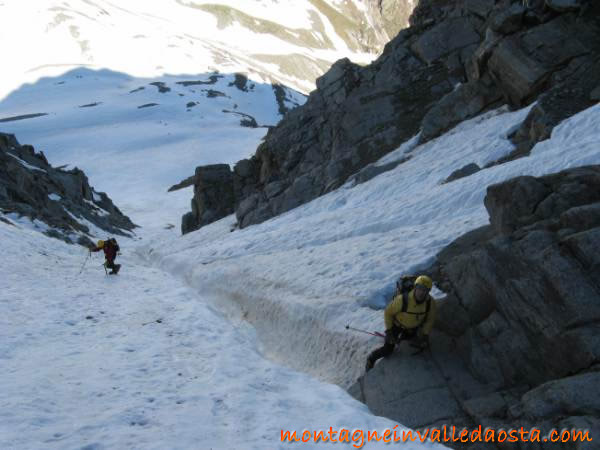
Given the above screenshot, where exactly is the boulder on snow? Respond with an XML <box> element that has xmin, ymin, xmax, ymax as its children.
<box><xmin>443</xmin><ymin>163</ymin><xmax>482</xmax><ymax>184</ymax></box>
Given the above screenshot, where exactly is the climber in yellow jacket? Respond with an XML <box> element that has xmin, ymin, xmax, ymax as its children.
<box><xmin>365</xmin><ymin>275</ymin><xmax>437</xmax><ymax>371</ymax></box>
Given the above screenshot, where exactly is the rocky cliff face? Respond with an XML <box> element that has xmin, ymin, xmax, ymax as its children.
<box><xmin>0</xmin><ymin>133</ymin><xmax>136</xmax><ymax>245</ymax></box>
<box><xmin>364</xmin><ymin>0</ymin><xmax>419</xmax><ymax>43</ymax></box>
<box><xmin>181</xmin><ymin>0</ymin><xmax>599</xmax><ymax>234</ymax></box>
<box><xmin>350</xmin><ymin>165</ymin><xmax>600</xmax><ymax>449</ymax></box>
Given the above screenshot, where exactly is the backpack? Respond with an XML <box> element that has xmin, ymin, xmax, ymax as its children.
<box><xmin>108</xmin><ymin>238</ymin><xmax>120</xmax><ymax>253</ymax></box>
<box><xmin>394</xmin><ymin>275</ymin><xmax>431</xmax><ymax>318</ymax></box>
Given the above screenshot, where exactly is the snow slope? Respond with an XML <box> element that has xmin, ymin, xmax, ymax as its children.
<box><xmin>140</xmin><ymin>103</ymin><xmax>600</xmax><ymax>388</ymax></box>
<box><xmin>2</xmin><ymin>94</ymin><xmax>599</xmax><ymax>449</ymax></box>
<box><xmin>1</xmin><ymin>219</ymin><xmax>446</xmax><ymax>449</ymax></box>
<box><xmin>0</xmin><ymin>0</ymin><xmax>387</xmax><ymax>100</ymax></box>
<box><xmin>1</xmin><ymin>3</ymin><xmax>599</xmax><ymax>445</ymax></box>
<box><xmin>1</xmin><ymin>49</ymin><xmax>599</xmax><ymax>447</ymax></box>
<box><xmin>0</xmin><ymin>68</ymin><xmax>305</xmax><ymax>228</ymax></box>
<box><xmin>0</xmin><ymin>90</ymin><xmax>600</xmax><ymax>449</ymax></box>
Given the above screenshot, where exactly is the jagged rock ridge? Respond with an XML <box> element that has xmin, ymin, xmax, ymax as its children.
<box><xmin>181</xmin><ymin>0</ymin><xmax>599</xmax><ymax>234</ymax></box>
<box><xmin>0</xmin><ymin>133</ymin><xmax>137</xmax><ymax>245</ymax></box>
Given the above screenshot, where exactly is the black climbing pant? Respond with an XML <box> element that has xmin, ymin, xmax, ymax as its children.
<box><xmin>106</xmin><ymin>259</ymin><xmax>121</xmax><ymax>274</ymax></box>
<box><xmin>366</xmin><ymin>326</ymin><xmax>417</xmax><ymax>368</ymax></box>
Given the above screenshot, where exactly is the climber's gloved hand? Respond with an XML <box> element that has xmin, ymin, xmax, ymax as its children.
<box><xmin>385</xmin><ymin>327</ymin><xmax>399</xmax><ymax>345</ymax></box>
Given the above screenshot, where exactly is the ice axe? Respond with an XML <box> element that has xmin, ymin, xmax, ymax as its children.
<box><xmin>345</xmin><ymin>325</ymin><xmax>385</xmax><ymax>338</ymax></box>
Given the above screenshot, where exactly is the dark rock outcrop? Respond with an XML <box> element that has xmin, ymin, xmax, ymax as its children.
<box><xmin>352</xmin><ymin>166</ymin><xmax>600</xmax><ymax>449</ymax></box>
<box><xmin>546</xmin><ymin>0</ymin><xmax>584</xmax><ymax>13</ymax></box>
<box><xmin>490</xmin><ymin>3</ymin><xmax>525</xmax><ymax>34</ymax></box>
<box><xmin>180</xmin><ymin>164</ymin><xmax>235</xmax><ymax>235</ymax></box>
<box><xmin>228</xmin><ymin>73</ymin><xmax>250</xmax><ymax>92</ymax></box>
<box><xmin>507</xmin><ymin>54</ymin><xmax>600</xmax><ymax>159</ymax></box>
<box><xmin>486</xmin><ymin>15</ymin><xmax>590</xmax><ymax>106</ymax></box>
<box><xmin>0</xmin><ymin>133</ymin><xmax>136</xmax><ymax>245</ymax></box>
<box><xmin>364</xmin><ymin>0</ymin><xmax>421</xmax><ymax>42</ymax></box>
<box><xmin>443</xmin><ymin>162</ymin><xmax>482</xmax><ymax>184</ymax></box>
<box><xmin>168</xmin><ymin>175</ymin><xmax>196</xmax><ymax>192</ymax></box>
<box><xmin>182</xmin><ymin>0</ymin><xmax>599</xmax><ymax>233</ymax></box>
<box><xmin>421</xmin><ymin>76</ymin><xmax>503</xmax><ymax>142</ymax></box>
<box><xmin>411</xmin><ymin>16</ymin><xmax>481</xmax><ymax>65</ymax></box>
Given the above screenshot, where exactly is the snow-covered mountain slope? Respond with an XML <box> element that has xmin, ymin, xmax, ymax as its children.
<box><xmin>0</xmin><ymin>0</ymin><xmax>417</xmax><ymax>231</ymax></box>
<box><xmin>1</xmin><ymin>218</ymin><xmax>448</xmax><ymax>450</ymax></box>
<box><xmin>2</xmin><ymin>99</ymin><xmax>598</xmax><ymax>449</ymax></box>
<box><xmin>142</xmin><ymin>103</ymin><xmax>600</xmax><ymax>388</ymax></box>
<box><xmin>2</xmin><ymin>83</ymin><xmax>599</xmax><ymax>449</ymax></box>
<box><xmin>0</xmin><ymin>68</ymin><xmax>305</xmax><ymax>228</ymax></box>
<box><xmin>2</xmin><ymin>2</ymin><xmax>599</xmax><ymax>446</ymax></box>
<box><xmin>0</xmin><ymin>0</ymin><xmax>400</xmax><ymax>100</ymax></box>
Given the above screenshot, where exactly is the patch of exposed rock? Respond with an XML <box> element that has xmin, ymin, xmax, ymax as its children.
<box><xmin>0</xmin><ymin>133</ymin><xmax>137</xmax><ymax>245</ymax></box>
<box><xmin>179</xmin><ymin>165</ymin><xmax>235</xmax><ymax>235</ymax></box>
<box><xmin>350</xmin><ymin>165</ymin><xmax>600</xmax><ymax>449</ymax></box>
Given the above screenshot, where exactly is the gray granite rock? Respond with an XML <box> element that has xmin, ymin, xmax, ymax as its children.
<box><xmin>352</xmin><ymin>166</ymin><xmax>600</xmax><ymax>445</ymax></box>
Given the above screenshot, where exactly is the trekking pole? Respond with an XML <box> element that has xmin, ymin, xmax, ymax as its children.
<box><xmin>345</xmin><ymin>325</ymin><xmax>385</xmax><ymax>338</ymax></box>
<box><xmin>103</xmin><ymin>261</ymin><xmax>108</xmax><ymax>275</ymax></box>
<box><xmin>78</xmin><ymin>251</ymin><xmax>91</xmax><ymax>275</ymax></box>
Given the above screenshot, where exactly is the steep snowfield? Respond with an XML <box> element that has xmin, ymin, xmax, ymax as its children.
<box><xmin>1</xmin><ymin>221</ymin><xmax>447</xmax><ymax>450</ymax></box>
<box><xmin>1</xmin><ymin>2</ymin><xmax>599</xmax><ymax>444</ymax></box>
<box><xmin>140</xmin><ymin>103</ymin><xmax>600</xmax><ymax>388</ymax></box>
<box><xmin>2</xmin><ymin>93</ymin><xmax>599</xmax><ymax>449</ymax></box>
<box><xmin>0</xmin><ymin>68</ymin><xmax>305</xmax><ymax>227</ymax></box>
<box><xmin>0</xmin><ymin>0</ymin><xmax>387</xmax><ymax>100</ymax></box>
<box><xmin>1</xmin><ymin>55</ymin><xmax>599</xmax><ymax>447</ymax></box>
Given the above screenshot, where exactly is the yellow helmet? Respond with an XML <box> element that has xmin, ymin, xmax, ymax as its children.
<box><xmin>97</xmin><ymin>240</ymin><xmax>105</xmax><ymax>249</ymax></box>
<box><xmin>415</xmin><ymin>275</ymin><xmax>433</xmax><ymax>290</ymax></box>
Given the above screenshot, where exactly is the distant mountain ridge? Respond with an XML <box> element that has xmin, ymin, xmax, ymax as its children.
<box><xmin>0</xmin><ymin>0</ymin><xmax>418</xmax><ymax>99</ymax></box>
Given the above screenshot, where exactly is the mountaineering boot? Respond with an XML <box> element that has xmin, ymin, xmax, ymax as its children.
<box><xmin>365</xmin><ymin>355</ymin><xmax>375</xmax><ymax>372</ymax></box>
